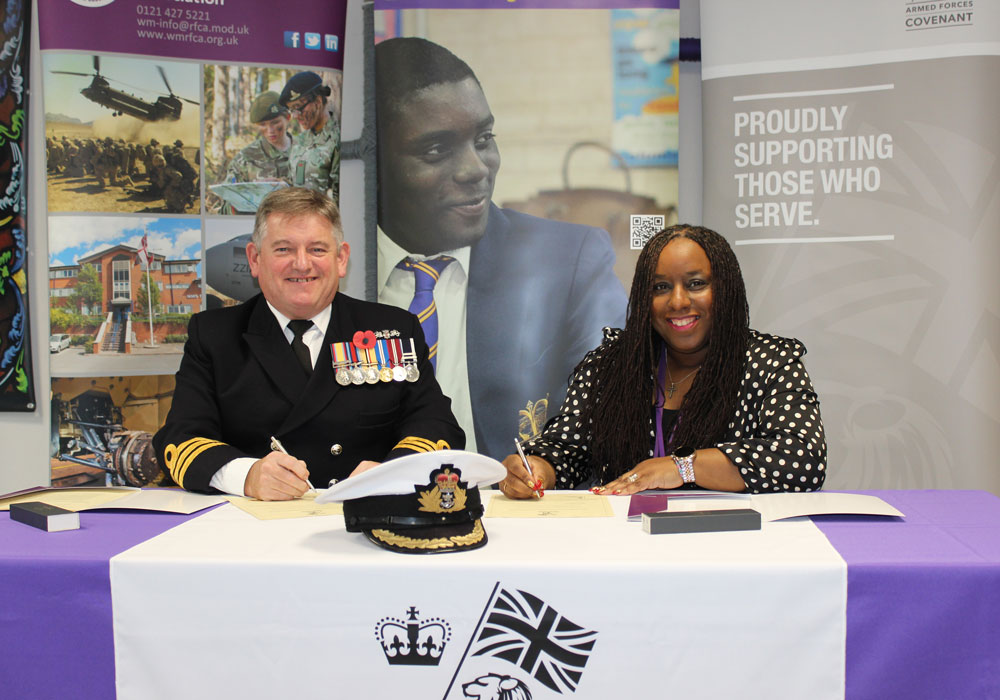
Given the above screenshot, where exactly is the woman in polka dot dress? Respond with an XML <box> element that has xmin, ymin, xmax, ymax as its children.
<box><xmin>499</xmin><ymin>225</ymin><xmax>826</xmax><ymax>497</ymax></box>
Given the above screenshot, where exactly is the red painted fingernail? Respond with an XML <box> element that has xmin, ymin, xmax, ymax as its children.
<box><xmin>613</xmin><ymin>490</ymin><xmax>621</xmax><ymax>495</ymax></box>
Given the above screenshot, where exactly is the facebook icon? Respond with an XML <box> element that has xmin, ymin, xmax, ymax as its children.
<box><xmin>304</xmin><ymin>32</ymin><xmax>321</xmax><ymax>50</ymax></box>
<box><xmin>283</xmin><ymin>31</ymin><xmax>300</xmax><ymax>48</ymax></box>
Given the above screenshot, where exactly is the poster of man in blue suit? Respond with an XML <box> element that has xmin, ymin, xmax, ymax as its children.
<box><xmin>375</xmin><ymin>36</ymin><xmax>629</xmax><ymax>460</ymax></box>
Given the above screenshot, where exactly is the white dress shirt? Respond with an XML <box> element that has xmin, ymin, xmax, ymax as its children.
<box><xmin>208</xmin><ymin>302</ymin><xmax>332</xmax><ymax>495</ymax></box>
<box><xmin>377</xmin><ymin>228</ymin><xmax>477</xmax><ymax>452</ymax></box>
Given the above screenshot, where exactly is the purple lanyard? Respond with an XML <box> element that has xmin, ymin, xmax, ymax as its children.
<box><xmin>655</xmin><ymin>344</ymin><xmax>667</xmax><ymax>458</ymax></box>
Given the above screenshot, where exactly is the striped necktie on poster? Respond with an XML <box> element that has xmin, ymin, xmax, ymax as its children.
<box><xmin>397</xmin><ymin>256</ymin><xmax>455</xmax><ymax>371</ymax></box>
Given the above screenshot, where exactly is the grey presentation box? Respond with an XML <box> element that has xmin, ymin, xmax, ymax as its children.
<box><xmin>642</xmin><ymin>508</ymin><xmax>761</xmax><ymax>534</ymax></box>
<box><xmin>9</xmin><ymin>501</ymin><xmax>81</xmax><ymax>532</ymax></box>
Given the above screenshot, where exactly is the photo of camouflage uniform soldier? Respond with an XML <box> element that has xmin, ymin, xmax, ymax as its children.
<box><xmin>92</xmin><ymin>138</ymin><xmax>118</xmax><ymax>189</ymax></box>
<box><xmin>63</xmin><ymin>140</ymin><xmax>83</xmax><ymax>177</ymax></box>
<box><xmin>163</xmin><ymin>140</ymin><xmax>198</xmax><ymax>212</ymax></box>
<box><xmin>279</xmin><ymin>71</ymin><xmax>340</xmax><ymax>202</ymax></box>
<box><xmin>79</xmin><ymin>138</ymin><xmax>96</xmax><ymax>175</ymax></box>
<box><xmin>116</xmin><ymin>139</ymin><xmax>133</xmax><ymax>187</ymax></box>
<box><xmin>47</xmin><ymin>138</ymin><xmax>64</xmax><ymax>173</ymax></box>
<box><xmin>225</xmin><ymin>91</ymin><xmax>292</xmax><ymax>185</ymax></box>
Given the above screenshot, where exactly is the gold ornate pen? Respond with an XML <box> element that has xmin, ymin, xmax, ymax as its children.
<box><xmin>269</xmin><ymin>436</ymin><xmax>316</xmax><ymax>494</ymax></box>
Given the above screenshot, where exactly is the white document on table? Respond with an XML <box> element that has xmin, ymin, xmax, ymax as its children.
<box><xmin>92</xmin><ymin>488</ymin><xmax>226</xmax><ymax>514</ymax></box>
<box><xmin>664</xmin><ymin>492</ymin><xmax>904</xmax><ymax>522</ymax></box>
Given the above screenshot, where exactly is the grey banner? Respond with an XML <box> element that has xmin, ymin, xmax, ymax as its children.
<box><xmin>703</xmin><ymin>56</ymin><xmax>1000</xmax><ymax>492</ymax></box>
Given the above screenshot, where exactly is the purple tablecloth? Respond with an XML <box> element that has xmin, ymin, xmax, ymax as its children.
<box><xmin>0</xmin><ymin>509</ymin><xmax>202</xmax><ymax>699</ymax></box>
<box><xmin>812</xmin><ymin>490</ymin><xmax>1000</xmax><ymax>700</ymax></box>
<box><xmin>3</xmin><ymin>490</ymin><xmax>999</xmax><ymax>699</ymax></box>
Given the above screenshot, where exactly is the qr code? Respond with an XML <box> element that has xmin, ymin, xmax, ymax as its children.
<box><xmin>630</xmin><ymin>215</ymin><xmax>666</xmax><ymax>249</ymax></box>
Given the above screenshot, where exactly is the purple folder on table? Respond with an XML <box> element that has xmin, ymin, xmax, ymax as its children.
<box><xmin>627</xmin><ymin>494</ymin><xmax>671</xmax><ymax>521</ymax></box>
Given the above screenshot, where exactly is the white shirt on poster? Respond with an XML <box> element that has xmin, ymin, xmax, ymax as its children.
<box><xmin>377</xmin><ymin>228</ymin><xmax>477</xmax><ymax>453</ymax></box>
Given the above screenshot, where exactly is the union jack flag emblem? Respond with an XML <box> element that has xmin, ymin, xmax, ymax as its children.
<box><xmin>469</xmin><ymin>587</ymin><xmax>597</xmax><ymax>694</ymax></box>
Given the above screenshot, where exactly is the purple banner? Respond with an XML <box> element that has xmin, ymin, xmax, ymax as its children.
<box><xmin>39</xmin><ymin>0</ymin><xmax>345</xmax><ymax>69</ymax></box>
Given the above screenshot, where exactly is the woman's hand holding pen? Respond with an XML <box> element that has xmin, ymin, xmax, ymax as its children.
<box><xmin>499</xmin><ymin>454</ymin><xmax>555</xmax><ymax>500</ymax></box>
<box><xmin>244</xmin><ymin>451</ymin><xmax>311</xmax><ymax>501</ymax></box>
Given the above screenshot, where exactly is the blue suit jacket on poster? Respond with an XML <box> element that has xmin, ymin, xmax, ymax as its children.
<box><xmin>467</xmin><ymin>205</ymin><xmax>627</xmax><ymax>460</ymax></box>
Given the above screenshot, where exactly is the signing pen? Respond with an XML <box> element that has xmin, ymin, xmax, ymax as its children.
<box><xmin>514</xmin><ymin>438</ymin><xmax>543</xmax><ymax>497</ymax></box>
<box><xmin>269</xmin><ymin>436</ymin><xmax>316</xmax><ymax>494</ymax></box>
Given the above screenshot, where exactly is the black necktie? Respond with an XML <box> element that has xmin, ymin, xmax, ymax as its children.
<box><xmin>287</xmin><ymin>320</ymin><xmax>313</xmax><ymax>376</ymax></box>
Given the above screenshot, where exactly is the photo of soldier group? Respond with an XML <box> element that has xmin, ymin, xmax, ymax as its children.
<box><xmin>204</xmin><ymin>65</ymin><xmax>343</xmax><ymax>215</ymax></box>
<box><xmin>49</xmin><ymin>374</ymin><xmax>175</xmax><ymax>488</ymax></box>
<box><xmin>43</xmin><ymin>54</ymin><xmax>201</xmax><ymax>214</ymax></box>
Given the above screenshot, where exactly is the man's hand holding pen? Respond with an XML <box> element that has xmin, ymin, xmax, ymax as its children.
<box><xmin>243</xmin><ymin>436</ymin><xmax>315</xmax><ymax>501</ymax></box>
<box><xmin>244</xmin><ymin>451</ymin><xmax>312</xmax><ymax>501</ymax></box>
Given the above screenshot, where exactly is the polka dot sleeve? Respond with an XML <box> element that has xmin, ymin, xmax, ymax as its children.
<box><xmin>717</xmin><ymin>332</ymin><xmax>827</xmax><ymax>493</ymax></box>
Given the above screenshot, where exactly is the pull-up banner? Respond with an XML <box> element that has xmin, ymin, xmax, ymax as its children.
<box><xmin>373</xmin><ymin>1</ymin><xmax>679</xmax><ymax>460</ymax></box>
<box><xmin>701</xmin><ymin>1</ymin><xmax>1000</xmax><ymax>492</ymax></box>
<box><xmin>37</xmin><ymin>0</ymin><xmax>347</xmax><ymax>487</ymax></box>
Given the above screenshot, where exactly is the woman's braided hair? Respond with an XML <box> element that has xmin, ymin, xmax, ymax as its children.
<box><xmin>585</xmin><ymin>225</ymin><xmax>750</xmax><ymax>480</ymax></box>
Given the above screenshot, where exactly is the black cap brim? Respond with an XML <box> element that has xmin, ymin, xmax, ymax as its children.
<box><xmin>362</xmin><ymin>518</ymin><xmax>487</xmax><ymax>554</ymax></box>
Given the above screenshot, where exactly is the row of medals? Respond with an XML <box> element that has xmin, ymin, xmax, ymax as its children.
<box><xmin>332</xmin><ymin>338</ymin><xmax>420</xmax><ymax>386</ymax></box>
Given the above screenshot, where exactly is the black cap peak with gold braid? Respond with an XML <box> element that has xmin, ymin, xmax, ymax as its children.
<box><xmin>319</xmin><ymin>450</ymin><xmax>505</xmax><ymax>554</ymax></box>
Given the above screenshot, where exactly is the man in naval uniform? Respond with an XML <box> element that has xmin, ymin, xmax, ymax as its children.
<box><xmin>154</xmin><ymin>187</ymin><xmax>463</xmax><ymax>500</ymax></box>
<box><xmin>279</xmin><ymin>71</ymin><xmax>341</xmax><ymax>203</ymax></box>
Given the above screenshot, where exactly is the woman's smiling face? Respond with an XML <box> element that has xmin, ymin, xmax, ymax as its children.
<box><xmin>650</xmin><ymin>237</ymin><xmax>713</xmax><ymax>364</ymax></box>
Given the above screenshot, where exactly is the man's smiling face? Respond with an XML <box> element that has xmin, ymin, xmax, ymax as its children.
<box><xmin>246</xmin><ymin>212</ymin><xmax>350</xmax><ymax>319</ymax></box>
<box><xmin>377</xmin><ymin>77</ymin><xmax>500</xmax><ymax>255</ymax></box>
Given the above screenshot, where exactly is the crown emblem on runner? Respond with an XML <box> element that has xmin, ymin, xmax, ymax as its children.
<box><xmin>376</xmin><ymin>606</ymin><xmax>452</xmax><ymax>666</ymax></box>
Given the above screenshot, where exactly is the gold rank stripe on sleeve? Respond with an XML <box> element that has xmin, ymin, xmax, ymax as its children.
<box><xmin>393</xmin><ymin>436</ymin><xmax>451</xmax><ymax>453</ymax></box>
<box><xmin>163</xmin><ymin>437</ymin><xmax>227</xmax><ymax>488</ymax></box>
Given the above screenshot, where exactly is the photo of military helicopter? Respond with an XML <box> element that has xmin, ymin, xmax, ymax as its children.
<box><xmin>50</xmin><ymin>55</ymin><xmax>198</xmax><ymax>122</ymax></box>
<box><xmin>44</xmin><ymin>54</ymin><xmax>201</xmax><ymax>214</ymax></box>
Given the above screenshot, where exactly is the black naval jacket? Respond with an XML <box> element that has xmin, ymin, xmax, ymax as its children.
<box><xmin>153</xmin><ymin>292</ymin><xmax>465</xmax><ymax>493</ymax></box>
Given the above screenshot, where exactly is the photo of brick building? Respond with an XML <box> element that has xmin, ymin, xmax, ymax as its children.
<box><xmin>48</xmin><ymin>216</ymin><xmax>202</xmax><ymax>367</ymax></box>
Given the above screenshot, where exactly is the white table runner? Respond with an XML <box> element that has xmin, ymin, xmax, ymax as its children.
<box><xmin>111</xmin><ymin>493</ymin><xmax>846</xmax><ymax>699</ymax></box>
